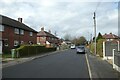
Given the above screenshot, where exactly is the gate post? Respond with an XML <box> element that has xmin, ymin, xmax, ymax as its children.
<box><xmin>117</xmin><ymin>41</ymin><xmax>119</xmax><ymax>51</ymax></box>
<box><xmin>103</xmin><ymin>41</ymin><xmax>106</xmax><ymax>60</ymax></box>
<box><xmin>113</xmin><ymin>49</ymin><xmax>116</xmax><ymax>69</ymax></box>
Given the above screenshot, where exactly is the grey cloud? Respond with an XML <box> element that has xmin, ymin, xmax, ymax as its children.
<box><xmin>0</xmin><ymin>1</ymin><xmax>118</xmax><ymax>39</ymax></box>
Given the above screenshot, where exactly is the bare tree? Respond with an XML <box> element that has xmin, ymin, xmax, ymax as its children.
<box><xmin>64</xmin><ymin>34</ymin><xmax>71</xmax><ymax>41</ymax></box>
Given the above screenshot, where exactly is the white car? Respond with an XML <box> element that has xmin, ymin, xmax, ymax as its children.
<box><xmin>71</xmin><ymin>44</ymin><xmax>76</xmax><ymax>49</ymax></box>
<box><xmin>76</xmin><ymin>46</ymin><xmax>85</xmax><ymax>54</ymax></box>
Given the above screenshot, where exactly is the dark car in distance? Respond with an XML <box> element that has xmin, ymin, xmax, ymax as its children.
<box><xmin>76</xmin><ymin>46</ymin><xmax>85</xmax><ymax>54</ymax></box>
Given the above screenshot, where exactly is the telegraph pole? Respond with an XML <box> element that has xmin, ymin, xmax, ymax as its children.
<box><xmin>93</xmin><ymin>12</ymin><xmax>97</xmax><ymax>55</ymax></box>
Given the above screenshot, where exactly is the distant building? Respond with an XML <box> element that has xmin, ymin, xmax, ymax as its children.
<box><xmin>0</xmin><ymin>15</ymin><xmax>37</xmax><ymax>53</ymax></box>
<box><xmin>37</xmin><ymin>27</ymin><xmax>60</xmax><ymax>47</ymax></box>
<box><xmin>102</xmin><ymin>33</ymin><xmax>120</xmax><ymax>41</ymax></box>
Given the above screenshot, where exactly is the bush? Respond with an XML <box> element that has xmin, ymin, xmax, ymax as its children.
<box><xmin>96</xmin><ymin>39</ymin><xmax>105</xmax><ymax>57</ymax></box>
<box><xmin>89</xmin><ymin>39</ymin><xmax>105</xmax><ymax>57</ymax></box>
<box><xmin>16</xmin><ymin>44</ymin><xmax>56</xmax><ymax>57</ymax></box>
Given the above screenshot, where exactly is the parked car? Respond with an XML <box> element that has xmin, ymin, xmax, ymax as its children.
<box><xmin>76</xmin><ymin>46</ymin><xmax>85</xmax><ymax>54</ymax></box>
<box><xmin>71</xmin><ymin>44</ymin><xmax>76</xmax><ymax>49</ymax></box>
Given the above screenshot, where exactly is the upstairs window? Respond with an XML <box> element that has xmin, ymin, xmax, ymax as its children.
<box><xmin>0</xmin><ymin>25</ymin><xmax>4</xmax><ymax>32</ymax></box>
<box><xmin>14</xmin><ymin>28</ymin><xmax>19</xmax><ymax>34</ymax></box>
<box><xmin>20</xmin><ymin>29</ymin><xmax>24</xmax><ymax>35</ymax></box>
<box><xmin>30</xmin><ymin>32</ymin><xmax>33</xmax><ymax>36</ymax></box>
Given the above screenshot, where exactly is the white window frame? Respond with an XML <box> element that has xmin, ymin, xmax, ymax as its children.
<box><xmin>0</xmin><ymin>25</ymin><xmax>4</xmax><ymax>32</ymax></box>
<box><xmin>20</xmin><ymin>41</ymin><xmax>24</xmax><ymax>44</ymax></box>
<box><xmin>14</xmin><ymin>40</ymin><xmax>19</xmax><ymax>46</ymax></box>
<box><xmin>4</xmin><ymin>43</ymin><xmax>8</xmax><ymax>47</ymax></box>
<box><xmin>14</xmin><ymin>28</ymin><xmax>19</xmax><ymax>34</ymax></box>
<box><xmin>20</xmin><ymin>29</ymin><xmax>24</xmax><ymax>35</ymax></box>
<box><xmin>30</xmin><ymin>32</ymin><xmax>33</xmax><ymax>36</ymax></box>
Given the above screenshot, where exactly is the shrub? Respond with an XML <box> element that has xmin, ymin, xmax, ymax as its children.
<box><xmin>96</xmin><ymin>39</ymin><xmax>105</xmax><ymax>57</ymax></box>
<box><xmin>89</xmin><ymin>43</ymin><xmax>95</xmax><ymax>54</ymax></box>
<box><xmin>16</xmin><ymin>44</ymin><xmax>56</xmax><ymax>57</ymax></box>
<box><xmin>89</xmin><ymin>39</ymin><xmax>105</xmax><ymax>57</ymax></box>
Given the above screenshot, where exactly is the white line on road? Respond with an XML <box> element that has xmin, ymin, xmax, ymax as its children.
<box><xmin>85</xmin><ymin>53</ymin><xmax>92</xmax><ymax>80</ymax></box>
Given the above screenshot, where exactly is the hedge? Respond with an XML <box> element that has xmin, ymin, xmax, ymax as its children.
<box><xmin>15</xmin><ymin>45</ymin><xmax>56</xmax><ymax>57</ymax></box>
<box><xmin>89</xmin><ymin>39</ymin><xmax>105</xmax><ymax>57</ymax></box>
<box><xmin>96</xmin><ymin>39</ymin><xmax>105</xmax><ymax>57</ymax></box>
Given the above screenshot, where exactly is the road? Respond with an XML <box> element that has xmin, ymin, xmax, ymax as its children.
<box><xmin>3</xmin><ymin>49</ymin><xmax>90</xmax><ymax>78</ymax></box>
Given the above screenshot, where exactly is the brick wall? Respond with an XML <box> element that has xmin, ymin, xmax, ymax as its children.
<box><xmin>2</xmin><ymin>25</ymin><xmax>37</xmax><ymax>53</ymax></box>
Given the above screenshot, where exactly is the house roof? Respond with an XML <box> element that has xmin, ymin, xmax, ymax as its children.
<box><xmin>0</xmin><ymin>15</ymin><xmax>37</xmax><ymax>33</ymax></box>
<box><xmin>37</xmin><ymin>30</ymin><xmax>59</xmax><ymax>39</ymax></box>
<box><xmin>102</xmin><ymin>33</ymin><xmax>120</xmax><ymax>39</ymax></box>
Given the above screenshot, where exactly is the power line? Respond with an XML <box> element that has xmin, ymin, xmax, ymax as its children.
<box><xmin>95</xmin><ymin>1</ymin><xmax>102</xmax><ymax>12</ymax></box>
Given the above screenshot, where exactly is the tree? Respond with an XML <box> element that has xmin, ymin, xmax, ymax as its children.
<box><xmin>64</xmin><ymin>34</ymin><xmax>71</xmax><ymax>41</ymax></box>
<box><xmin>96</xmin><ymin>32</ymin><xmax>103</xmax><ymax>42</ymax></box>
<box><xmin>78</xmin><ymin>36</ymin><xmax>87</xmax><ymax>45</ymax></box>
<box><xmin>72</xmin><ymin>36</ymin><xmax>87</xmax><ymax>46</ymax></box>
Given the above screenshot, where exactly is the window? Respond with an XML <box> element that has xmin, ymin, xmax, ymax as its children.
<box><xmin>14</xmin><ymin>40</ymin><xmax>19</xmax><ymax>46</ymax></box>
<box><xmin>28</xmin><ymin>41</ymin><xmax>33</xmax><ymax>45</ymax></box>
<box><xmin>20</xmin><ymin>29</ymin><xmax>24</xmax><ymax>35</ymax></box>
<box><xmin>20</xmin><ymin>41</ymin><xmax>24</xmax><ymax>44</ymax></box>
<box><xmin>4</xmin><ymin>40</ymin><xmax>8</xmax><ymax>47</ymax></box>
<box><xmin>14</xmin><ymin>28</ymin><xmax>19</xmax><ymax>34</ymax></box>
<box><xmin>30</xmin><ymin>32</ymin><xmax>33</xmax><ymax>36</ymax></box>
<box><xmin>0</xmin><ymin>25</ymin><xmax>4</xmax><ymax>31</ymax></box>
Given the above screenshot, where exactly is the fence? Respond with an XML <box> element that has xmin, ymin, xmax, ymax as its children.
<box><xmin>103</xmin><ymin>41</ymin><xmax>119</xmax><ymax>60</ymax></box>
<box><xmin>113</xmin><ymin>49</ymin><xmax>120</xmax><ymax>72</ymax></box>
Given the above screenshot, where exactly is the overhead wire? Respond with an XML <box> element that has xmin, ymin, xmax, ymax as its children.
<box><xmin>94</xmin><ymin>0</ymin><xmax>102</xmax><ymax>13</ymax></box>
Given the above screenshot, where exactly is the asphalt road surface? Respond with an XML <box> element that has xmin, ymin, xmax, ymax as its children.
<box><xmin>3</xmin><ymin>49</ymin><xmax>90</xmax><ymax>78</ymax></box>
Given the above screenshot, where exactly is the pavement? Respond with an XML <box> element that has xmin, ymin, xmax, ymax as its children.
<box><xmin>2</xmin><ymin>49</ymin><xmax>68</xmax><ymax>68</ymax></box>
<box><xmin>86</xmin><ymin>49</ymin><xmax>120</xmax><ymax>79</ymax></box>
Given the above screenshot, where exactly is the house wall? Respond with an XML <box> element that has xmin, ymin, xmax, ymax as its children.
<box><xmin>37</xmin><ymin>36</ymin><xmax>46</xmax><ymax>45</ymax></box>
<box><xmin>37</xmin><ymin>36</ymin><xmax>60</xmax><ymax>47</ymax></box>
<box><xmin>2</xmin><ymin>25</ymin><xmax>37</xmax><ymax>53</ymax></box>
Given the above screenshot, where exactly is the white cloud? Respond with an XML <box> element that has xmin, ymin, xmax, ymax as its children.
<box><xmin>0</xmin><ymin>0</ymin><xmax>119</xmax><ymax>40</ymax></box>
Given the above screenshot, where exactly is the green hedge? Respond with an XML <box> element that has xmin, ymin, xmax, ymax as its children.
<box><xmin>96</xmin><ymin>39</ymin><xmax>105</xmax><ymax>57</ymax></box>
<box><xmin>89</xmin><ymin>39</ymin><xmax>105</xmax><ymax>57</ymax></box>
<box><xmin>15</xmin><ymin>45</ymin><xmax>56</xmax><ymax>57</ymax></box>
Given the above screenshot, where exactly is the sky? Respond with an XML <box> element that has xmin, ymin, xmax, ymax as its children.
<box><xmin>0</xmin><ymin>0</ymin><xmax>119</xmax><ymax>40</ymax></box>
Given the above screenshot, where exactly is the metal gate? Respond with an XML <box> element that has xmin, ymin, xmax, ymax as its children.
<box><xmin>103</xmin><ymin>40</ymin><xmax>119</xmax><ymax>59</ymax></box>
<box><xmin>105</xmin><ymin>41</ymin><xmax>118</xmax><ymax>56</ymax></box>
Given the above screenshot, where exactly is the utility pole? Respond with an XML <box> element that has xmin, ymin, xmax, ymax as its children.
<box><xmin>93</xmin><ymin>12</ymin><xmax>97</xmax><ymax>55</ymax></box>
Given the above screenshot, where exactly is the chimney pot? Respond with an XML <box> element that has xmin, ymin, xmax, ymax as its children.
<box><xmin>18</xmin><ymin>18</ymin><xmax>22</xmax><ymax>23</ymax></box>
<box><xmin>41</xmin><ymin>27</ymin><xmax>44</xmax><ymax>31</ymax></box>
<box><xmin>48</xmin><ymin>30</ymin><xmax>51</xmax><ymax>33</ymax></box>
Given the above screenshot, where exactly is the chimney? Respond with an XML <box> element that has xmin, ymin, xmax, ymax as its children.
<box><xmin>18</xmin><ymin>18</ymin><xmax>22</xmax><ymax>23</ymax></box>
<box><xmin>48</xmin><ymin>30</ymin><xmax>51</xmax><ymax>33</ymax></box>
<box><xmin>41</xmin><ymin>27</ymin><xmax>44</xmax><ymax>31</ymax></box>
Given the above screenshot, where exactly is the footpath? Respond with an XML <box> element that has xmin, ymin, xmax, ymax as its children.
<box><xmin>86</xmin><ymin>50</ymin><xmax>120</xmax><ymax>79</ymax></box>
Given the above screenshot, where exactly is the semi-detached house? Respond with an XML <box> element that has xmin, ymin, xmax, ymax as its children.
<box><xmin>0</xmin><ymin>15</ymin><xmax>37</xmax><ymax>54</ymax></box>
<box><xmin>37</xmin><ymin>27</ymin><xmax>61</xmax><ymax>47</ymax></box>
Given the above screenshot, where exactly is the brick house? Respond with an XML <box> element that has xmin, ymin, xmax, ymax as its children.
<box><xmin>37</xmin><ymin>27</ymin><xmax>60</xmax><ymax>47</ymax></box>
<box><xmin>0</xmin><ymin>15</ymin><xmax>37</xmax><ymax>53</ymax></box>
<box><xmin>102</xmin><ymin>33</ymin><xmax>120</xmax><ymax>41</ymax></box>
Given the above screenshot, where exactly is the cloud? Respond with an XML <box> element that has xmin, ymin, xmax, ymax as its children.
<box><xmin>0</xmin><ymin>0</ymin><xmax>118</xmax><ymax>40</ymax></box>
